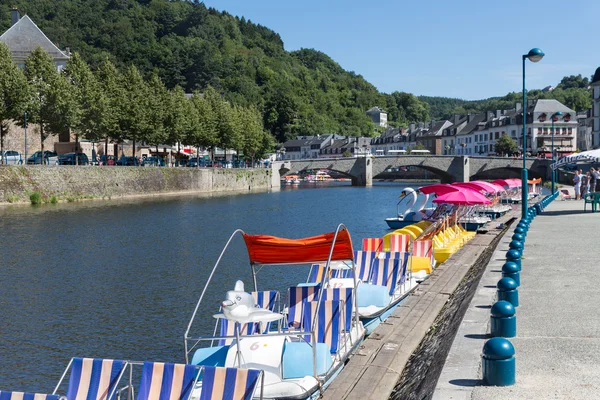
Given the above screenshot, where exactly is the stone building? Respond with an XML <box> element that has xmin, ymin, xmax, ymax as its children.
<box><xmin>0</xmin><ymin>8</ymin><xmax>72</xmax><ymax>158</ymax></box>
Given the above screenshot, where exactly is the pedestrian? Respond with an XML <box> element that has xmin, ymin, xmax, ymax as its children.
<box><xmin>573</xmin><ymin>170</ymin><xmax>581</xmax><ymax>200</ymax></box>
<box><xmin>591</xmin><ymin>168</ymin><xmax>599</xmax><ymax>193</ymax></box>
<box><xmin>581</xmin><ymin>171</ymin><xmax>590</xmax><ymax>198</ymax></box>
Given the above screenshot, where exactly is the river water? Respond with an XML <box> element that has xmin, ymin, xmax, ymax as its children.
<box><xmin>0</xmin><ymin>181</ymin><xmax>424</xmax><ymax>392</ymax></box>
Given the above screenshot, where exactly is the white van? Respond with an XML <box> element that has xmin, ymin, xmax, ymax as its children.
<box><xmin>1</xmin><ymin>150</ymin><xmax>22</xmax><ymax>165</ymax></box>
<box><xmin>388</xmin><ymin>150</ymin><xmax>407</xmax><ymax>155</ymax></box>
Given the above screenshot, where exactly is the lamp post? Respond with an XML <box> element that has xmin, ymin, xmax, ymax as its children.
<box><xmin>23</xmin><ymin>112</ymin><xmax>28</xmax><ymax>164</ymax></box>
<box><xmin>551</xmin><ymin>111</ymin><xmax>563</xmax><ymax>194</ymax></box>
<box><xmin>521</xmin><ymin>48</ymin><xmax>544</xmax><ymax>218</ymax></box>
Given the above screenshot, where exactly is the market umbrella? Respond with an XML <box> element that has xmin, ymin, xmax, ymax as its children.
<box><xmin>552</xmin><ymin>148</ymin><xmax>600</xmax><ymax>170</ymax></box>
<box><xmin>432</xmin><ymin>189</ymin><xmax>492</xmax><ymax>205</ymax></box>
<box><xmin>418</xmin><ymin>183</ymin><xmax>462</xmax><ymax>196</ymax></box>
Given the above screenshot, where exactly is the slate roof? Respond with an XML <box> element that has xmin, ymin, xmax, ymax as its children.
<box><xmin>0</xmin><ymin>15</ymin><xmax>69</xmax><ymax>61</ymax></box>
<box><xmin>366</xmin><ymin>106</ymin><xmax>386</xmax><ymax>114</ymax></box>
<box><xmin>456</xmin><ymin>114</ymin><xmax>486</xmax><ymax>136</ymax></box>
<box><xmin>531</xmin><ymin>99</ymin><xmax>575</xmax><ymax>115</ymax></box>
<box><xmin>593</xmin><ymin>67</ymin><xmax>600</xmax><ymax>85</ymax></box>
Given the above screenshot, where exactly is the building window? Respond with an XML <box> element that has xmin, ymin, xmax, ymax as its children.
<box><xmin>495</xmin><ymin>132</ymin><xmax>500</xmax><ymax>139</ymax></box>
<box><xmin>512</xmin><ymin>130</ymin><xmax>516</xmax><ymax>137</ymax></box>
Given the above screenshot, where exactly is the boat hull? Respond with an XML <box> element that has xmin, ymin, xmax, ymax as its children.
<box><xmin>385</xmin><ymin>218</ymin><xmax>416</xmax><ymax>229</ymax></box>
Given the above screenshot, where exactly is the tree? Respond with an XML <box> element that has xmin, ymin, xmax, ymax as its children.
<box><xmin>239</xmin><ymin>106</ymin><xmax>266</xmax><ymax>164</ymax></box>
<box><xmin>145</xmin><ymin>72</ymin><xmax>169</xmax><ymax>153</ymax></box>
<box><xmin>186</xmin><ymin>91</ymin><xmax>218</xmax><ymax>163</ymax></box>
<box><xmin>63</xmin><ymin>52</ymin><xmax>102</xmax><ymax>164</ymax></box>
<box><xmin>0</xmin><ymin>42</ymin><xmax>28</xmax><ymax>164</ymax></box>
<box><xmin>166</xmin><ymin>85</ymin><xmax>192</xmax><ymax>163</ymax></box>
<box><xmin>119</xmin><ymin>65</ymin><xmax>149</xmax><ymax>157</ymax></box>
<box><xmin>494</xmin><ymin>134</ymin><xmax>518</xmax><ymax>156</ymax></box>
<box><xmin>24</xmin><ymin>47</ymin><xmax>71</xmax><ymax>163</ymax></box>
<box><xmin>95</xmin><ymin>58</ymin><xmax>123</xmax><ymax>158</ymax></box>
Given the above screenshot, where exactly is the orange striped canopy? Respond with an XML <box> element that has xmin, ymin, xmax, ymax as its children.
<box><xmin>243</xmin><ymin>230</ymin><xmax>354</xmax><ymax>265</ymax></box>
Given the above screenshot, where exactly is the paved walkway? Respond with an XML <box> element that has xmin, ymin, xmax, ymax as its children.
<box><xmin>434</xmin><ymin>197</ymin><xmax>600</xmax><ymax>399</ymax></box>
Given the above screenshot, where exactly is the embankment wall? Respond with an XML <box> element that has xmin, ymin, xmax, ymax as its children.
<box><xmin>0</xmin><ymin>166</ymin><xmax>272</xmax><ymax>203</ymax></box>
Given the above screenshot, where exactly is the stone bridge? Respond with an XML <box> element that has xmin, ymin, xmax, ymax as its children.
<box><xmin>270</xmin><ymin>156</ymin><xmax>552</xmax><ymax>186</ymax></box>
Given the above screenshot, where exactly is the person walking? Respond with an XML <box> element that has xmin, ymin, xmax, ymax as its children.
<box><xmin>591</xmin><ymin>168</ymin><xmax>599</xmax><ymax>193</ymax></box>
<box><xmin>574</xmin><ymin>170</ymin><xmax>581</xmax><ymax>200</ymax></box>
<box><xmin>581</xmin><ymin>171</ymin><xmax>590</xmax><ymax>198</ymax></box>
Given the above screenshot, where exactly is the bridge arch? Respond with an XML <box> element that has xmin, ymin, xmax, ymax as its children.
<box><xmin>373</xmin><ymin>164</ymin><xmax>453</xmax><ymax>183</ymax></box>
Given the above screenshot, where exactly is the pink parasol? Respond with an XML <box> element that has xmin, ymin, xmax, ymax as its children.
<box><xmin>418</xmin><ymin>183</ymin><xmax>462</xmax><ymax>196</ymax></box>
<box><xmin>454</xmin><ymin>181</ymin><xmax>504</xmax><ymax>194</ymax></box>
<box><xmin>492</xmin><ymin>179</ymin><xmax>521</xmax><ymax>188</ymax></box>
<box><xmin>432</xmin><ymin>189</ymin><xmax>492</xmax><ymax>205</ymax></box>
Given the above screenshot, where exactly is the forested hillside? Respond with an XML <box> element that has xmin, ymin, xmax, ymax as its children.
<box><xmin>420</xmin><ymin>74</ymin><xmax>592</xmax><ymax>120</ymax></box>
<box><xmin>0</xmin><ymin>0</ymin><xmax>430</xmax><ymax>142</ymax></box>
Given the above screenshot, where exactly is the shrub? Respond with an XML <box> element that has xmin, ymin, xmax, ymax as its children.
<box><xmin>50</xmin><ymin>195</ymin><xmax>57</xmax><ymax>204</ymax></box>
<box><xmin>29</xmin><ymin>191</ymin><xmax>42</xmax><ymax>205</ymax></box>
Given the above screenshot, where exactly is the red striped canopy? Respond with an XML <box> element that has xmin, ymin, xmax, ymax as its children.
<box><xmin>243</xmin><ymin>230</ymin><xmax>354</xmax><ymax>265</ymax></box>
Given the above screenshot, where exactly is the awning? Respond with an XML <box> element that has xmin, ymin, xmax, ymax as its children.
<box><xmin>243</xmin><ymin>230</ymin><xmax>354</xmax><ymax>265</ymax></box>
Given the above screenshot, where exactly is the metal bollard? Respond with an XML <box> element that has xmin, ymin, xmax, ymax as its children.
<box><xmin>491</xmin><ymin>300</ymin><xmax>516</xmax><ymax>338</ymax></box>
<box><xmin>482</xmin><ymin>337</ymin><xmax>516</xmax><ymax>386</ymax></box>
<box><xmin>506</xmin><ymin>249</ymin><xmax>522</xmax><ymax>270</ymax></box>
<box><xmin>514</xmin><ymin>227</ymin><xmax>526</xmax><ymax>236</ymax></box>
<box><xmin>502</xmin><ymin>261</ymin><xmax>520</xmax><ymax>286</ymax></box>
<box><xmin>511</xmin><ymin>233</ymin><xmax>524</xmax><ymax>243</ymax></box>
<box><xmin>508</xmin><ymin>240</ymin><xmax>523</xmax><ymax>252</ymax></box>
<box><xmin>497</xmin><ymin>277</ymin><xmax>519</xmax><ymax>307</ymax></box>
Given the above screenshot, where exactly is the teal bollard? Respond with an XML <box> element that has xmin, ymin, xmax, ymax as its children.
<box><xmin>482</xmin><ymin>338</ymin><xmax>516</xmax><ymax>386</ymax></box>
<box><xmin>512</xmin><ymin>233</ymin><xmax>524</xmax><ymax>242</ymax></box>
<box><xmin>491</xmin><ymin>301</ymin><xmax>516</xmax><ymax>338</ymax></box>
<box><xmin>502</xmin><ymin>262</ymin><xmax>520</xmax><ymax>286</ymax></box>
<box><xmin>506</xmin><ymin>249</ymin><xmax>522</xmax><ymax>270</ymax></box>
<box><xmin>497</xmin><ymin>277</ymin><xmax>519</xmax><ymax>307</ymax></box>
<box><xmin>509</xmin><ymin>240</ymin><xmax>523</xmax><ymax>252</ymax></box>
<box><xmin>514</xmin><ymin>227</ymin><xmax>526</xmax><ymax>236</ymax></box>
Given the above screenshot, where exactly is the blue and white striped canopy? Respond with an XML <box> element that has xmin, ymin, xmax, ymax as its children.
<box><xmin>552</xmin><ymin>149</ymin><xmax>600</xmax><ymax>170</ymax></box>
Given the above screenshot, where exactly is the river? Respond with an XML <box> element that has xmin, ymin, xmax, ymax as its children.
<box><xmin>0</xmin><ymin>181</ymin><xmax>425</xmax><ymax>392</ymax></box>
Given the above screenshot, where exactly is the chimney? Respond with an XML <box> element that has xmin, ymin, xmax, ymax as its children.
<box><xmin>487</xmin><ymin>111</ymin><xmax>494</xmax><ymax>121</ymax></box>
<box><xmin>516</xmin><ymin>103</ymin><xmax>522</xmax><ymax>112</ymax></box>
<box><xmin>11</xmin><ymin>8</ymin><xmax>20</xmax><ymax>26</ymax></box>
<box><xmin>467</xmin><ymin>114</ymin><xmax>474</xmax><ymax>123</ymax></box>
<box><xmin>409</xmin><ymin>123</ymin><xmax>415</xmax><ymax>132</ymax></box>
<box><xmin>496</xmin><ymin>109</ymin><xmax>502</xmax><ymax>118</ymax></box>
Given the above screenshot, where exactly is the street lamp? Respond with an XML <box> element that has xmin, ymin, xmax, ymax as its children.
<box><xmin>551</xmin><ymin>111</ymin><xmax>563</xmax><ymax>194</ymax></box>
<box><xmin>521</xmin><ymin>48</ymin><xmax>544</xmax><ymax>218</ymax></box>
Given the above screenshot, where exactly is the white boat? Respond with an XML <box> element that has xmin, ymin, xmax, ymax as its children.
<box><xmin>385</xmin><ymin>188</ymin><xmax>435</xmax><ymax>229</ymax></box>
<box><xmin>184</xmin><ymin>226</ymin><xmax>365</xmax><ymax>400</ymax></box>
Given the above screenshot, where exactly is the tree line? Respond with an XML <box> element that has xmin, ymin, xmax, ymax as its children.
<box><xmin>420</xmin><ymin>74</ymin><xmax>593</xmax><ymax>120</ymax></box>
<box><xmin>0</xmin><ymin>1</ymin><xmax>432</xmax><ymax>142</ymax></box>
<box><xmin>0</xmin><ymin>43</ymin><xmax>274</xmax><ymax>162</ymax></box>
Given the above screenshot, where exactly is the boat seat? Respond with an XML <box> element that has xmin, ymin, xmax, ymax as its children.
<box><xmin>199</xmin><ymin>366</ymin><xmax>263</xmax><ymax>400</ymax></box>
<box><xmin>319</xmin><ymin>288</ymin><xmax>353</xmax><ymax>331</ymax></box>
<box><xmin>52</xmin><ymin>358</ymin><xmax>128</xmax><ymax>400</ymax></box>
<box><xmin>368</xmin><ymin>257</ymin><xmax>405</xmax><ymax>295</ymax></box>
<box><xmin>286</xmin><ymin>286</ymin><xmax>320</xmax><ymax>329</ymax></box>
<box><xmin>282</xmin><ymin>342</ymin><xmax>332</xmax><ymax>379</ymax></box>
<box><xmin>351</xmin><ymin>250</ymin><xmax>377</xmax><ymax>282</ymax></box>
<box><xmin>362</xmin><ymin>238</ymin><xmax>383</xmax><ymax>252</ymax></box>
<box><xmin>1</xmin><ymin>392</ymin><xmax>59</xmax><ymax>400</ymax></box>
<box><xmin>191</xmin><ymin>345</ymin><xmax>229</xmax><ymax>368</ymax></box>
<box><xmin>410</xmin><ymin>256</ymin><xmax>433</xmax><ymax>275</ymax></box>
<box><xmin>356</xmin><ymin>283</ymin><xmax>389</xmax><ymax>307</ymax></box>
<box><xmin>301</xmin><ymin>300</ymin><xmax>343</xmax><ymax>354</ymax></box>
<box><xmin>138</xmin><ymin>362</ymin><xmax>201</xmax><ymax>400</ymax></box>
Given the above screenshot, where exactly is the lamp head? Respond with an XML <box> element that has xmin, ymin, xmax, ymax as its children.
<box><xmin>526</xmin><ymin>48</ymin><xmax>544</xmax><ymax>63</ymax></box>
<box><xmin>552</xmin><ymin>111</ymin><xmax>563</xmax><ymax>121</ymax></box>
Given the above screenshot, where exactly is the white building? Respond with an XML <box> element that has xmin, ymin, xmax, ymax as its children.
<box><xmin>366</xmin><ymin>107</ymin><xmax>388</xmax><ymax>128</ymax></box>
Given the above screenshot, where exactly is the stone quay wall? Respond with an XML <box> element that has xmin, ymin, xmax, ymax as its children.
<box><xmin>0</xmin><ymin>165</ymin><xmax>272</xmax><ymax>203</ymax></box>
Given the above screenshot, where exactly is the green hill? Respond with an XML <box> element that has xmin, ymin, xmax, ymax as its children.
<box><xmin>0</xmin><ymin>0</ymin><xmax>431</xmax><ymax>141</ymax></box>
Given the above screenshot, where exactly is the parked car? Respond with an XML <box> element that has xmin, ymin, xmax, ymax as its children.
<box><xmin>58</xmin><ymin>152</ymin><xmax>89</xmax><ymax>165</ymax></box>
<box><xmin>1</xmin><ymin>150</ymin><xmax>23</xmax><ymax>165</ymax></box>
<box><xmin>99</xmin><ymin>155</ymin><xmax>116</xmax><ymax>166</ymax></box>
<box><xmin>115</xmin><ymin>156</ymin><xmax>140</xmax><ymax>166</ymax></box>
<box><xmin>186</xmin><ymin>157</ymin><xmax>203</xmax><ymax>167</ymax></box>
<box><xmin>141</xmin><ymin>156</ymin><xmax>165</xmax><ymax>167</ymax></box>
<box><xmin>27</xmin><ymin>150</ymin><xmax>58</xmax><ymax>165</ymax></box>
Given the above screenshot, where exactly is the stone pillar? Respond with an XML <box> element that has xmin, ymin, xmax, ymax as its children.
<box><xmin>449</xmin><ymin>156</ymin><xmax>470</xmax><ymax>182</ymax></box>
<box><xmin>351</xmin><ymin>157</ymin><xmax>372</xmax><ymax>186</ymax></box>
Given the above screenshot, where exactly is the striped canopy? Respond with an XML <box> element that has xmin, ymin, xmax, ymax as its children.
<box><xmin>552</xmin><ymin>149</ymin><xmax>600</xmax><ymax>169</ymax></box>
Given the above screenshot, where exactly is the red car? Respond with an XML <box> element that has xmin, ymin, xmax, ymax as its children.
<box><xmin>99</xmin><ymin>155</ymin><xmax>116</xmax><ymax>166</ymax></box>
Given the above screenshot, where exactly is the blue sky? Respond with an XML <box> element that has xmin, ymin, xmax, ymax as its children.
<box><xmin>202</xmin><ymin>0</ymin><xmax>599</xmax><ymax>100</ymax></box>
